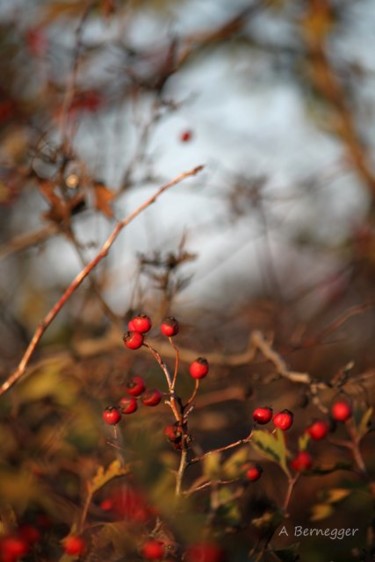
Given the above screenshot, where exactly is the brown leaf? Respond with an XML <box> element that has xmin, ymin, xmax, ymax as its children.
<box><xmin>93</xmin><ymin>181</ymin><xmax>115</xmax><ymax>218</ymax></box>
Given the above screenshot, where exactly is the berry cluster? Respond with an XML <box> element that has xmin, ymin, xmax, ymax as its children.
<box><xmin>102</xmin><ymin>375</ymin><xmax>163</xmax><ymax>426</ymax></box>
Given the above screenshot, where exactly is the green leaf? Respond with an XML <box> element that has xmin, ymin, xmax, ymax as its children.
<box><xmin>251</xmin><ymin>429</ymin><xmax>290</xmax><ymax>477</ymax></box>
<box><xmin>298</xmin><ymin>432</ymin><xmax>310</xmax><ymax>452</ymax></box>
<box><xmin>357</xmin><ymin>406</ymin><xmax>373</xmax><ymax>439</ymax></box>
<box><xmin>202</xmin><ymin>451</ymin><xmax>221</xmax><ymax>479</ymax></box>
<box><xmin>89</xmin><ymin>460</ymin><xmax>130</xmax><ymax>495</ymax></box>
<box><xmin>222</xmin><ymin>447</ymin><xmax>249</xmax><ymax>479</ymax></box>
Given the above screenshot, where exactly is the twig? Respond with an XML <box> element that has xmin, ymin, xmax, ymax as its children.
<box><xmin>0</xmin><ymin>165</ymin><xmax>204</xmax><ymax>396</ymax></box>
<box><xmin>190</xmin><ymin>431</ymin><xmax>253</xmax><ymax>465</ymax></box>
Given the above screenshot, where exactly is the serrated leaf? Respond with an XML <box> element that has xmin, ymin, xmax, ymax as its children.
<box><xmin>222</xmin><ymin>446</ymin><xmax>249</xmax><ymax>479</ymax></box>
<box><xmin>251</xmin><ymin>429</ymin><xmax>290</xmax><ymax>477</ymax></box>
<box><xmin>310</xmin><ymin>503</ymin><xmax>333</xmax><ymax>521</ymax></box>
<box><xmin>89</xmin><ymin>460</ymin><xmax>130</xmax><ymax>495</ymax></box>
<box><xmin>325</xmin><ymin>488</ymin><xmax>350</xmax><ymax>504</ymax></box>
<box><xmin>202</xmin><ymin>451</ymin><xmax>221</xmax><ymax>479</ymax></box>
<box><xmin>357</xmin><ymin>407</ymin><xmax>373</xmax><ymax>439</ymax></box>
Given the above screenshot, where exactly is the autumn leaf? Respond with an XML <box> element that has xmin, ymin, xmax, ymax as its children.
<box><xmin>93</xmin><ymin>181</ymin><xmax>115</xmax><ymax>218</ymax></box>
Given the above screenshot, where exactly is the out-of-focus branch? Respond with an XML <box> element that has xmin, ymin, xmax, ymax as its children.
<box><xmin>0</xmin><ymin>165</ymin><xmax>204</xmax><ymax>396</ymax></box>
<box><xmin>0</xmin><ymin>224</ymin><xmax>60</xmax><ymax>260</ymax></box>
<box><xmin>301</xmin><ymin>0</ymin><xmax>375</xmax><ymax>198</ymax></box>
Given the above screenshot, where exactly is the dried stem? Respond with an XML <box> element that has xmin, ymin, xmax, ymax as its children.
<box><xmin>0</xmin><ymin>165</ymin><xmax>204</xmax><ymax>396</ymax></box>
<box><xmin>190</xmin><ymin>431</ymin><xmax>253</xmax><ymax>465</ymax></box>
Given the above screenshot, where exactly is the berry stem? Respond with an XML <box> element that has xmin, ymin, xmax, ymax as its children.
<box><xmin>344</xmin><ymin>420</ymin><xmax>367</xmax><ymax>475</ymax></box>
<box><xmin>185</xmin><ymin>379</ymin><xmax>200</xmax><ymax>409</ymax></box>
<box><xmin>143</xmin><ymin>342</ymin><xmax>181</xmax><ymax>422</ymax></box>
<box><xmin>175</xmin><ymin>448</ymin><xmax>188</xmax><ymax>496</ymax></box>
<box><xmin>170</xmin><ymin>336</ymin><xmax>180</xmax><ymax>389</ymax></box>
<box><xmin>282</xmin><ymin>473</ymin><xmax>300</xmax><ymax>515</ymax></box>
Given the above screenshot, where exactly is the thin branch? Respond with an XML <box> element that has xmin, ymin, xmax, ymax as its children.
<box><xmin>0</xmin><ymin>165</ymin><xmax>204</xmax><ymax>396</ymax></box>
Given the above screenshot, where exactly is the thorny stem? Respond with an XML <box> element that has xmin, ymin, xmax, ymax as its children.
<box><xmin>190</xmin><ymin>431</ymin><xmax>253</xmax><ymax>465</ymax></box>
<box><xmin>175</xmin><ymin>448</ymin><xmax>188</xmax><ymax>497</ymax></box>
<box><xmin>143</xmin><ymin>342</ymin><xmax>181</xmax><ymax>423</ymax></box>
<box><xmin>0</xmin><ymin>165</ymin><xmax>204</xmax><ymax>396</ymax></box>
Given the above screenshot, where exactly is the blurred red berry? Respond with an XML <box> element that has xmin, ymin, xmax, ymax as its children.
<box><xmin>0</xmin><ymin>536</ymin><xmax>29</xmax><ymax>561</ymax></box>
<box><xmin>245</xmin><ymin>464</ymin><xmax>263</xmax><ymax>482</ymax></box>
<box><xmin>127</xmin><ymin>376</ymin><xmax>146</xmax><ymax>397</ymax></box>
<box><xmin>185</xmin><ymin>542</ymin><xmax>225</xmax><ymax>562</ymax></box>
<box><xmin>128</xmin><ymin>314</ymin><xmax>152</xmax><ymax>334</ymax></box>
<box><xmin>273</xmin><ymin>409</ymin><xmax>294</xmax><ymax>431</ymax></box>
<box><xmin>100</xmin><ymin>498</ymin><xmax>114</xmax><ymax>511</ymax></box>
<box><xmin>63</xmin><ymin>535</ymin><xmax>86</xmax><ymax>556</ymax></box>
<box><xmin>119</xmin><ymin>396</ymin><xmax>138</xmax><ymax>414</ymax></box>
<box><xmin>123</xmin><ymin>331</ymin><xmax>144</xmax><ymax>350</ymax></box>
<box><xmin>102</xmin><ymin>406</ymin><xmax>121</xmax><ymax>425</ymax></box>
<box><xmin>306</xmin><ymin>420</ymin><xmax>329</xmax><ymax>440</ymax></box>
<box><xmin>180</xmin><ymin>130</ymin><xmax>193</xmax><ymax>142</ymax></box>
<box><xmin>252</xmin><ymin>406</ymin><xmax>273</xmax><ymax>425</ymax></box>
<box><xmin>331</xmin><ymin>400</ymin><xmax>352</xmax><ymax>422</ymax></box>
<box><xmin>189</xmin><ymin>358</ymin><xmax>209</xmax><ymax>379</ymax></box>
<box><xmin>141</xmin><ymin>539</ymin><xmax>165</xmax><ymax>560</ymax></box>
<box><xmin>160</xmin><ymin>317</ymin><xmax>179</xmax><ymax>337</ymax></box>
<box><xmin>290</xmin><ymin>451</ymin><xmax>313</xmax><ymax>472</ymax></box>
<box><xmin>18</xmin><ymin>524</ymin><xmax>40</xmax><ymax>546</ymax></box>
<box><xmin>142</xmin><ymin>389</ymin><xmax>162</xmax><ymax>407</ymax></box>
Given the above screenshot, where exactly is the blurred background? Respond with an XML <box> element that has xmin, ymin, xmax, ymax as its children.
<box><xmin>0</xmin><ymin>1</ymin><xmax>375</xmax><ymax>561</ymax></box>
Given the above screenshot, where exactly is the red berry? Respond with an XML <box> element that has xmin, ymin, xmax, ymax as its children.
<box><xmin>180</xmin><ymin>129</ymin><xmax>193</xmax><ymax>142</ymax></box>
<box><xmin>63</xmin><ymin>535</ymin><xmax>86</xmax><ymax>556</ymax></box>
<box><xmin>0</xmin><ymin>536</ymin><xmax>29</xmax><ymax>561</ymax></box>
<box><xmin>127</xmin><ymin>376</ymin><xmax>146</xmax><ymax>397</ymax></box>
<box><xmin>252</xmin><ymin>406</ymin><xmax>273</xmax><ymax>425</ymax></box>
<box><xmin>273</xmin><ymin>409</ymin><xmax>294</xmax><ymax>431</ymax></box>
<box><xmin>19</xmin><ymin>524</ymin><xmax>40</xmax><ymax>546</ymax></box>
<box><xmin>142</xmin><ymin>389</ymin><xmax>162</xmax><ymax>407</ymax></box>
<box><xmin>185</xmin><ymin>543</ymin><xmax>225</xmax><ymax>562</ymax></box>
<box><xmin>128</xmin><ymin>314</ymin><xmax>152</xmax><ymax>334</ymax></box>
<box><xmin>102</xmin><ymin>406</ymin><xmax>121</xmax><ymax>425</ymax></box>
<box><xmin>164</xmin><ymin>424</ymin><xmax>183</xmax><ymax>443</ymax></box>
<box><xmin>123</xmin><ymin>331</ymin><xmax>144</xmax><ymax>350</ymax></box>
<box><xmin>141</xmin><ymin>539</ymin><xmax>165</xmax><ymax>560</ymax></box>
<box><xmin>245</xmin><ymin>464</ymin><xmax>263</xmax><ymax>482</ymax></box>
<box><xmin>189</xmin><ymin>358</ymin><xmax>209</xmax><ymax>379</ymax></box>
<box><xmin>306</xmin><ymin>419</ymin><xmax>329</xmax><ymax>440</ymax></box>
<box><xmin>290</xmin><ymin>451</ymin><xmax>313</xmax><ymax>472</ymax></box>
<box><xmin>160</xmin><ymin>317</ymin><xmax>179</xmax><ymax>337</ymax></box>
<box><xmin>119</xmin><ymin>396</ymin><xmax>138</xmax><ymax>414</ymax></box>
<box><xmin>100</xmin><ymin>498</ymin><xmax>114</xmax><ymax>511</ymax></box>
<box><xmin>331</xmin><ymin>400</ymin><xmax>352</xmax><ymax>422</ymax></box>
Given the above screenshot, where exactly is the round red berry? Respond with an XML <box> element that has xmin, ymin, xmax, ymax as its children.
<box><xmin>128</xmin><ymin>314</ymin><xmax>152</xmax><ymax>334</ymax></box>
<box><xmin>127</xmin><ymin>376</ymin><xmax>146</xmax><ymax>397</ymax></box>
<box><xmin>141</xmin><ymin>539</ymin><xmax>165</xmax><ymax>560</ymax></box>
<box><xmin>63</xmin><ymin>535</ymin><xmax>86</xmax><ymax>556</ymax></box>
<box><xmin>0</xmin><ymin>536</ymin><xmax>29</xmax><ymax>561</ymax></box>
<box><xmin>160</xmin><ymin>317</ymin><xmax>179</xmax><ymax>337</ymax></box>
<box><xmin>119</xmin><ymin>397</ymin><xmax>138</xmax><ymax>414</ymax></box>
<box><xmin>164</xmin><ymin>424</ymin><xmax>182</xmax><ymax>443</ymax></box>
<box><xmin>100</xmin><ymin>498</ymin><xmax>114</xmax><ymax>511</ymax></box>
<box><xmin>189</xmin><ymin>358</ymin><xmax>209</xmax><ymax>379</ymax></box>
<box><xmin>331</xmin><ymin>400</ymin><xmax>352</xmax><ymax>422</ymax></box>
<box><xmin>102</xmin><ymin>406</ymin><xmax>121</xmax><ymax>425</ymax></box>
<box><xmin>273</xmin><ymin>409</ymin><xmax>294</xmax><ymax>431</ymax></box>
<box><xmin>245</xmin><ymin>464</ymin><xmax>263</xmax><ymax>482</ymax></box>
<box><xmin>180</xmin><ymin>129</ymin><xmax>193</xmax><ymax>142</ymax></box>
<box><xmin>290</xmin><ymin>451</ymin><xmax>313</xmax><ymax>472</ymax></box>
<box><xmin>142</xmin><ymin>389</ymin><xmax>162</xmax><ymax>407</ymax></box>
<box><xmin>185</xmin><ymin>543</ymin><xmax>225</xmax><ymax>562</ymax></box>
<box><xmin>123</xmin><ymin>331</ymin><xmax>144</xmax><ymax>350</ymax></box>
<box><xmin>19</xmin><ymin>524</ymin><xmax>40</xmax><ymax>546</ymax></box>
<box><xmin>306</xmin><ymin>419</ymin><xmax>329</xmax><ymax>440</ymax></box>
<box><xmin>252</xmin><ymin>406</ymin><xmax>273</xmax><ymax>425</ymax></box>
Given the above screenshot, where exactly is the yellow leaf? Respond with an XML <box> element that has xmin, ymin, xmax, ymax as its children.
<box><xmin>251</xmin><ymin>429</ymin><xmax>290</xmax><ymax>477</ymax></box>
<box><xmin>310</xmin><ymin>503</ymin><xmax>333</xmax><ymax>521</ymax></box>
<box><xmin>202</xmin><ymin>451</ymin><xmax>221</xmax><ymax>479</ymax></box>
<box><xmin>89</xmin><ymin>460</ymin><xmax>130</xmax><ymax>494</ymax></box>
<box><xmin>222</xmin><ymin>446</ymin><xmax>249</xmax><ymax>479</ymax></box>
<box><xmin>326</xmin><ymin>488</ymin><xmax>350</xmax><ymax>504</ymax></box>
